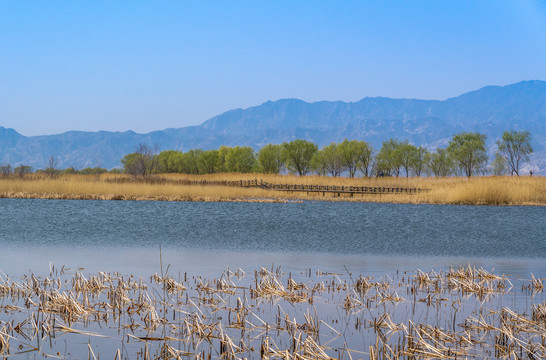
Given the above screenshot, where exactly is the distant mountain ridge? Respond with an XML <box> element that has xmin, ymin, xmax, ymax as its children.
<box><xmin>1</xmin><ymin>80</ymin><xmax>545</xmax><ymax>173</ymax></box>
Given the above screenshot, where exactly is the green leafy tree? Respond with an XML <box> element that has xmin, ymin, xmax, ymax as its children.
<box><xmin>491</xmin><ymin>153</ymin><xmax>507</xmax><ymax>176</ymax></box>
<box><xmin>411</xmin><ymin>146</ymin><xmax>429</xmax><ymax>177</ymax></box>
<box><xmin>180</xmin><ymin>149</ymin><xmax>202</xmax><ymax>174</ymax></box>
<box><xmin>355</xmin><ymin>143</ymin><xmax>374</xmax><ymax>177</ymax></box>
<box><xmin>338</xmin><ymin>139</ymin><xmax>363</xmax><ymax>178</ymax></box>
<box><xmin>257</xmin><ymin>144</ymin><xmax>284</xmax><ymax>174</ymax></box>
<box><xmin>61</xmin><ymin>167</ymin><xmax>77</xmax><ymax>174</ymax></box>
<box><xmin>197</xmin><ymin>150</ymin><xmax>219</xmax><ymax>174</ymax></box>
<box><xmin>310</xmin><ymin>150</ymin><xmax>329</xmax><ymax>176</ymax></box>
<box><xmin>156</xmin><ymin>150</ymin><xmax>184</xmax><ymax>173</ymax></box>
<box><xmin>224</xmin><ymin>146</ymin><xmax>256</xmax><ymax>173</ymax></box>
<box><xmin>447</xmin><ymin>132</ymin><xmax>488</xmax><ymax>177</ymax></box>
<box><xmin>282</xmin><ymin>140</ymin><xmax>318</xmax><ymax>176</ymax></box>
<box><xmin>122</xmin><ymin>153</ymin><xmax>144</xmax><ymax>176</ymax></box>
<box><xmin>14</xmin><ymin>165</ymin><xmax>33</xmax><ymax>177</ymax></box>
<box><xmin>215</xmin><ymin>146</ymin><xmax>231</xmax><ymax>173</ymax></box>
<box><xmin>315</xmin><ymin>143</ymin><xmax>344</xmax><ymax>177</ymax></box>
<box><xmin>496</xmin><ymin>130</ymin><xmax>533</xmax><ymax>176</ymax></box>
<box><xmin>427</xmin><ymin>148</ymin><xmax>453</xmax><ymax>177</ymax></box>
<box><xmin>122</xmin><ymin>144</ymin><xmax>159</xmax><ymax>176</ymax></box>
<box><xmin>375</xmin><ymin>139</ymin><xmax>403</xmax><ymax>177</ymax></box>
<box><xmin>397</xmin><ymin>142</ymin><xmax>416</xmax><ymax>177</ymax></box>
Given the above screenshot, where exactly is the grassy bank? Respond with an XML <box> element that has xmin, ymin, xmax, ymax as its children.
<box><xmin>0</xmin><ymin>173</ymin><xmax>545</xmax><ymax>205</ymax></box>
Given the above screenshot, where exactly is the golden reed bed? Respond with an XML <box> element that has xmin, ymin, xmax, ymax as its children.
<box><xmin>0</xmin><ymin>173</ymin><xmax>544</xmax><ymax>205</ymax></box>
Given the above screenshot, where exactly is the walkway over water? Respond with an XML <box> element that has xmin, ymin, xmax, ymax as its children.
<box><xmin>189</xmin><ymin>179</ymin><xmax>428</xmax><ymax>196</ymax></box>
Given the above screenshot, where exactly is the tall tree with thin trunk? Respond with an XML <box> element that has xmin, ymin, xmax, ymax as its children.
<box><xmin>427</xmin><ymin>148</ymin><xmax>453</xmax><ymax>177</ymax></box>
<box><xmin>411</xmin><ymin>146</ymin><xmax>428</xmax><ymax>177</ymax></box>
<box><xmin>447</xmin><ymin>132</ymin><xmax>487</xmax><ymax>177</ymax></box>
<box><xmin>311</xmin><ymin>150</ymin><xmax>328</xmax><ymax>176</ymax></box>
<box><xmin>376</xmin><ymin>139</ymin><xmax>403</xmax><ymax>177</ymax></box>
<box><xmin>257</xmin><ymin>144</ymin><xmax>284</xmax><ymax>174</ymax></box>
<box><xmin>225</xmin><ymin>146</ymin><xmax>256</xmax><ymax>173</ymax></box>
<box><xmin>398</xmin><ymin>143</ymin><xmax>416</xmax><ymax>177</ymax></box>
<box><xmin>321</xmin><ymin>142</ymin><xmax>345</xmax><ymax>177</ymax></box>
<box><xmin>0</xmin><ymin>163</ymin><xmax>12</xmax><ymax>177</ymax></box>
<box><xmin>492</xmin><ymin>153</ymin><xmax>507</xmax><ymax>176</ymax></box>
<box><xmin>496</xmin><ymin>130</ymin><xmax>533</xmax><ymax>176</ymax></box>
<box><xmin>282</xmin><ymin>140</ymin><xmax>317</xmax><ymax>176</ymax></box>
<box><xmin>121</xmin><ymin>143</ymin><xmax>159</xmax><ymax>176</ymax></box>
<box><xmin>197</xmin><ymin>150</ymin><xmax>219</xmax><ymax>174</ymax></box>
<box><xmin>338</xmin><ymin>139</ymin><xmax>361</xmax><ymax>178</ymax></box>
<box><xmin>156</xmin><ymin>150</ymin><xmax>184</xmax><ymax>173</ymax></box>
<box><xmin>356</xmin><ymin>143</ymin><xmax>373</xmax><ymax>177</ymax></box>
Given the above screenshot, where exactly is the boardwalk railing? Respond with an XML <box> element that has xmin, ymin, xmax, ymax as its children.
<box><xmin>186</xmin><ymin>179</ymin><xmax>428</xmax><ymax>195</ymax></box>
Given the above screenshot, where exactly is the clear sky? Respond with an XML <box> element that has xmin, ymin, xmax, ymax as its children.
<box><xmin>1</xmin><ymin>0</ymin><xmax>546</xmax><ymax>136</ymax></box>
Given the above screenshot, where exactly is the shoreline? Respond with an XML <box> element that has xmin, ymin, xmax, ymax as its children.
<box><xmin>1</xmin><ymin>190</ymin><xmax>544</xmax><ymax>206</ymax></box>
<box><xmin>0</xmin><ymin>191</ymin><xmax>296</xmax><ymax>203</ymax></box>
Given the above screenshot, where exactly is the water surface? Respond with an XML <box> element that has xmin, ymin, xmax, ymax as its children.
<box><xmin>0</xmin><ymin>198</ymin><xmax>545</xmax><ymax>359</ymax></box>
<box><xmin>0</xmin><ymin>198</ymin><xmax>544</xmax><ymax>276</ymax></box>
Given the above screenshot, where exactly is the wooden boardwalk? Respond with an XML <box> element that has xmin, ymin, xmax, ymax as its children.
<box><xmin>188</xmin><ymin>179</ymin><xmax>427</xmax><ymax>196</ymax></box>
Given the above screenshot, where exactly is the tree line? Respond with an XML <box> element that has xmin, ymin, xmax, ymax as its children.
<box><xmin>0</xmin><ymin>130</ymin><xmax>532</xmax><ymax>178</ymax></box>
<box><xmin>120</xmin><ymin>130</ymin><xmax>534</xmax><ymax>178</ymax></box>
<box><xmin>0</xmin><ymin>155</ymin><xmax>112</xmax><ymax>177</ymax></box>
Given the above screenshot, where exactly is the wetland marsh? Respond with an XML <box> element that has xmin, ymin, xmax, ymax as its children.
<box><xmin>0</xmin><ymin>198</ymin><xmax>544</xmax><ymax>359</ymax></box>
<box><xmin>1</xmin><ymin>174</ymin><xmax>545</xmax><ymax>206</ymax></box>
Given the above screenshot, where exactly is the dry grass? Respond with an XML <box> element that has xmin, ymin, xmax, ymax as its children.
<box><xmin>0</xmin><ymin>173</ymin><xmax>544</xmax><ymax>205</ymax></box>
<box><xmin>0</xmin><ymin>265</ymin><xmax>544</xmax><ymax>359</ymax></box>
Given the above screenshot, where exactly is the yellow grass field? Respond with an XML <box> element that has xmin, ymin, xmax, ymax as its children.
<box><xmin>0</xmin><ymin>173</ymin><xmax>544</xmax><ymax>205</ymax></box>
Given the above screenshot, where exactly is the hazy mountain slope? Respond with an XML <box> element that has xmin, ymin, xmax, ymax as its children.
<box><xmin>1</xmin><ymin>80</ymin><xmax>545</xmax><ymax>173</ymax></box>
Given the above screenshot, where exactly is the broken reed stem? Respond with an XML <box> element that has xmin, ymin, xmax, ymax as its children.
<box><xmin>0</xmin><ymin>265</ymin><xmax>543</xmax><ymax>359</ymax></box>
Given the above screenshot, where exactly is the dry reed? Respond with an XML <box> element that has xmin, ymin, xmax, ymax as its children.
<box><xmin>0</xmin><ymin>173</ymin><xmax>544</xmax><ymax>205</ymax></box>
<box><xmin>1</xmin><ymin>265</ymin><xmax>543</xmax><ymax>358</ymax></box>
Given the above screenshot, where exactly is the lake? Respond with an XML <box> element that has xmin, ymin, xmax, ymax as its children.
<box><xmin>0</xmin><ymin>198</ymin><xmax>544</xmax><ymax>359</ymax></box>
<box><xmin>0</xmin><ymin>198</ymin><xmax>544</xmax><ymax>276</ymax></box>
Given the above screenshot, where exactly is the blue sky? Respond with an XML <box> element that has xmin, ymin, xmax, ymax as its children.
<box><xmin>1</xmin><ymin>1</ymin><xmax>546</xmax><ymax>136</ymax></box>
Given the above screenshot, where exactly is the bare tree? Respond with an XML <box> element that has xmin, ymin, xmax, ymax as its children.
<box><xmin>45</xmin><ymin>155</ymin><xmax>59</xmax><ymax>176</ymax></box>
<box><xmin>47</xmin><ymin>155</ymin><xmax>58</xmax><ymax>169</ymax></box>
<box><xmin>14</xmin><ymin>165</ymin><xmax>32</xmax><ymax>177</ymax></box>
<box><xmin>121</xmin><ymin>143</ymin><xmax>159</xmax><ymax>177</ymax></box>
<box><xmin>0</xmin><ymin>163</ymin><xmax>12</xmax><ymax>177</ymax></box>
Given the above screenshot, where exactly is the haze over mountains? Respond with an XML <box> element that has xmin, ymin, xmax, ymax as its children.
<box><xmin>1</xmin><ymin>80</ymin><xmax>545</xmax><ymax>174</ymax></box>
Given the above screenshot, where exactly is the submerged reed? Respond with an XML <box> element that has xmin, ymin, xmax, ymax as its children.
<box><xmin>0</xmin><ymin>265</ymin><xmax>543</xmax><ymax>358</ymax></box>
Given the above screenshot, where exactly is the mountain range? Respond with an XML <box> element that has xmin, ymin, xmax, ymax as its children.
<box><xmin>1</xmin><ymin>80</ymin><xmax>545</xmax><ymax>174</ymax></box>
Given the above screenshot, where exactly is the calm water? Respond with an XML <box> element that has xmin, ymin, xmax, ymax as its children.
<box><xmin>0</xmin><ymin>198</ymin><xmax>544</xmax><ymax>276</ymax></box>
<box><xmin>0</xmin><ymin>198</ymin><xmax>545</xmax><ymax>359</ymax></box>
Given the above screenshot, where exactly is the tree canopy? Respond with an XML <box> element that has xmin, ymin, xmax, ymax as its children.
<box><xmin>427</xmin><ymin>148</ymin><xmax>453</xmax><ymax>177</ymax></box>
<box><xmin>282</xmin><ymin>140</ymin><xmax>317</xmax><ymax>176</ymax></box>
<box><xmin>447</xmin><ymin>132</ymin><xmax>488</xmax><ymax>177</ymax></box>
<box><xmin>496</xmin><ymin>130</ymin><xmax>533</xmax><ymax>176</ymax></box>
<box><xmin>376</xmin><ymin>139</ymin><xmax>404</xmax><ymax>177</ymax></box>
<box><xmin>257</xmin><ymin>144</ymin><xmax>284</xmax><ymax>174</ymax></box>
<box><xmin>121</xmin><ymin>144</ymin><xmax>159</xmax><ymax>176</ymax></box>
<box><xmin>114</xmin><ymin>131</ymin><xmax>533</xmax><ymax>178</ymax></box>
